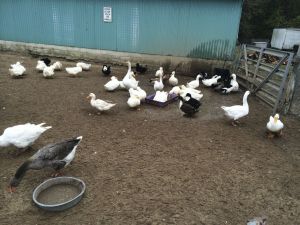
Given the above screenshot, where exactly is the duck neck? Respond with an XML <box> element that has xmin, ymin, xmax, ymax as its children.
<box><xmin>243</xmin><ymin>94</ymin><xmax>249</xmax><ymax>106</ymax></box>
<box><xmin>10</xmin><ymin>160</ymin><xmax>31</xmax><ymax>187</ymax></box>
<box><xmin>127</xmin><ymin>62</ymin><xmax>131</xmax><ymax>74</ymax></box>
<box><xmin>0</xmin><ymin>135</ymin><xmax>9</xmax><ymax>147</ymax></box>
<box><xmin>159</xmin><ymin>75</ymin><xmax>163</xmax><ymax>83</ymax></box>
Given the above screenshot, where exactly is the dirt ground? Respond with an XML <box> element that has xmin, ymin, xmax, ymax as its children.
<box><xmin>0</xmin><ymin>51</ymin><xmax>299</xmax><ymax>225</ymax></box>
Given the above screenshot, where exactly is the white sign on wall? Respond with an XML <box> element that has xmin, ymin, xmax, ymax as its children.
<box><xmin>103</xmin><ymin>7</ymin><xmax>112</xmax><ymax>22</ymax></box>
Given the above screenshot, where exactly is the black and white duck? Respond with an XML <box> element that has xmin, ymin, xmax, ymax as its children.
<box><xmin>178</xmin><ymin>93</ymin><xmax>201</xmax><ymax>117</ymax></box>
<box><xmin>40</xmin><ymin>58</ymin><xmax>51</xmax><ymax>66</ymax></box>
<box><xmin>9</xmin><ymin>136</ymin><xmax>83</xmax><ymax>193</ymax></box>
<box><xmin>102</xmin><ymin>65</ymin><xmax>111</xmax><ymax>76</ymax></box>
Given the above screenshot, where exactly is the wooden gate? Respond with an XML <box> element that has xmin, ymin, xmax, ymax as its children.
<box><xmin>233</xmin><ymin>44</ymin><xmax>294</xmax><ymax>114</ymax></box>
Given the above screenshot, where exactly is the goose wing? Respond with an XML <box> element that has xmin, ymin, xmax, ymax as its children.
<box><xmin>34</xmin><ymin>137</ymin><xmax>81</xmax><ymax>161</ymax></box>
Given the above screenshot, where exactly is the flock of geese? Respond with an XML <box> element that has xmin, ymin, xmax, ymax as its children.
<box><xmin>3</xmin><ymin>58</ymin><xmax>285</xmax><ymax>193</ymax></box>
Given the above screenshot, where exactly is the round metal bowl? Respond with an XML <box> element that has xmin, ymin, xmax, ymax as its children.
<box><xmin>32</xmin><ymin>176</ymin><xmax>86</xmax><ymax>211</ymax></box>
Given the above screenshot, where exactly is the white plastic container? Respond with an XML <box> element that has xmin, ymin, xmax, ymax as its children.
<box><xmin>271</xmin><ymin>28</ymin><xmax>300</xmax><ymax>50</ymax></box>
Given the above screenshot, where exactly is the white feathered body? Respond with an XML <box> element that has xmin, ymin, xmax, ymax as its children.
<box><xmin>63</xmin><ymin>136</ymin><xmax>82</xmax><ymax>166</ymax></box>
<box><xmin>36</xmin><ymin>60</ymin><xmax>47</xmax><ymax>72</ymax></box>
<box><xmin>104</xmin><ymin>76</ymin><xmax>120</xmax><ymax>91</ymax></box>
<box><xmin>66</xmin><ymin>66</ymin><xmax>82</xmax><ymax>75</ymax></box>
<box><xmin>76</xmin><ymin>62</ymin><xmax>91</xmax><ymax>71</ymax></box>
<box><xmin>168</xmin><ymin>72</ymin><xmax>178</xmax><ymax>86</ymax></box>
<box><xmin>153</xmin><ymin>91</ymin><xmax>168</xmax><ymax>103</ymax></box>
<box><xmin>9</xmin><ymin>62</ymin><xmax>26</xmax><ymax>77</ymax></box>
<box><xmin>267</xmin><ymin>116</ymin><xmax>284</xmax><ymax>132</ymax></box>
<box><xmin>43</xmin><ymin>65</ymin><xmax>55</xmax><ymax>78</ymax></box>
<box><xmin>52</xmin><ymin>61</ymin><xmax>62</xmax><ymax>71</ymax></box>
<box><xmin>155</xmin><ymin>67</ymin><xmax>163</xmax><ymax>77</ymax></box>
<box><xmin>136</xmin><ymin>87</ymin><xmax>147</xmax><ymax>100</ymax></box>
<box><xmin>0</xmin><ymin>123</ymin><xmax>52</xmax><ymax>148</ymax></box>
<box><xmin>221</xmin><ymin>91</ymin><xmax>250</xmax><ymax>121</ymax></box>
<box><xmin>90</xmin><ymin>98</ymin><xmax>116</xmax><ymax>111</ymax></box>
<box><xmin>127</xmin><ymin>94</ymin><xmax>141</xmax><ymax>108</ymax></box>
<box><xmin>187</xmin><ymin>74</ymin><xmax>201</xmax><ymax>89</ymax></box>
<box><xmin>202</xmin><ymin>75</ymin><xmax>221</xmax><ymax>87</ymax></box>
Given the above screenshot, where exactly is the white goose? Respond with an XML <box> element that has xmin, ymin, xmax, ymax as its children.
<box><xmin>266</xmin><ymin>114</ymin><xmax>284</xmax><ymax>138</ymax></box>
<box><xmin>87</xmin><ymin>93</ymin><xmax>116</xmax><ymax>112</ymax></box>
<box><xmin>221</xmin><ymin>91</ymin><xmax>250</xmax><ymax>126</ymax></box>
<box><xmin>187</xmin><ymin>74</ymin><xmax>202</xmax><ymax>89</ymax></box>
<box><xmin>154</xmin><ymin>73</ymin><xmax>164</xmax><ymax>91</ymax></box>
<box><xmin>52</xmin><ymin>61</ymin><xmax>63</xmax><ymax>71</ymax></box>
<box><xmin>76</xmin><ymin>62</ymin><xmax>91</xmax><ymax>71</ymax></box>
<box><xmin>202</xmin><ymin>75</ymin><xmax>221</xmax><ymax>87</ymax></box>
<box><xmin>136</xmin><ymin>87</ymin><xmax>147</xmax><ymax>100</ymax></box>
<box><xmin>168</xmin><ymin>71</ymin><xmax>178</xmax><ymax>86</ymax></box>
<box><xmin>169</xmin><ymin>86</ymin><xmax>181</xmax><ymax>95</ymax></box>
<box><xmin>123</xmin><ymin>61</ymin><xmax>139</xmax><ymax>90</ymax></box>
<box><xmin>155</xmin><ymin>67</ymin><xmax>163</xmax><ymax>77</ymax></box>
<box><xmin>222</xmin><ymin>74</ymin><xmax>239</xmax><ymax>94</ymax></box>
<box><xmin>104</xmin><ymin>76</ymin><xmax>120</xmax><ymax>91</ymax></box>
<box><xmin>0</xmin><ymin>123</ymin><xmax>52</xmax><ymax>151</ymax></box>
<box><xmin>66</xmin><ymin>66</ymin><xmax>82</xmax><ymax>76</ymax></box>
<box><xmin>36</xmin><ymin>60</ymin><xmax>47</xmax><ymax>72</ymax></box>
<box><xmin>43</xmin><ymin>65</ymin><xmax>55</xmax><ymax>78</ymax></box>
<box><xmin>9</xmin><ymin>62</ymin><xmax>26</xmax><ymax>77</ymax></box>
<box><xmin>127</xmin><ymin>89</ymin><xmax>141</xmax><ymax>108</ymax></box>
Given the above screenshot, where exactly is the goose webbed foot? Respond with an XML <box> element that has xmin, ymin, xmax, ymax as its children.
<box><xmin>8</xmin><ymin>186</ymin><xmax>16</xmax><ymax>193</ymax></box>
<box><xmin>231</xmin><ymin>121</ymin><xmax>239</xmax><ymax>126</ymax></box>
<box><xmin>51</xmin><ymin>171</ymin><xmax>64</xmax><ymax>178</ymax></box>
<box><xmin>267</xmin><ymin>132</ymin><xmax>275</xmax><ymax>139</ymax></box>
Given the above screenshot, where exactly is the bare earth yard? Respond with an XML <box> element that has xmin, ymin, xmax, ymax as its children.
<box><xmin>0</xmin><ymin>52</ymin><xmax>299</xmax><ymax>225</ymax></box>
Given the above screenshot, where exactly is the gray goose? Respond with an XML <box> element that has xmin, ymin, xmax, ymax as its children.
<box><xmin>9</xmin><ymin>136</ymin><xmax>82</xmax><ymax>193</ymax></box>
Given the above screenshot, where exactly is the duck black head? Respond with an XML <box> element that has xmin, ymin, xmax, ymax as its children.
<box><xmin>9</xmin><ymin>160</ymin><xmax>31</xmax><ymax>192</ymax></box>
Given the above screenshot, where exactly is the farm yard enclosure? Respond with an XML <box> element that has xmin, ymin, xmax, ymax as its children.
<box><xmin>0</xmin><ymin>52</ymin><xmax>299</xmax><ymax>225</ymax></box>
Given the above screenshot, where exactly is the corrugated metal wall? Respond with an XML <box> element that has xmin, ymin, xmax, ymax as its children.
<box><xmin>0</xmin><ymin>0</ymin><xmax>243</xmax><ymax>59</ymax></box>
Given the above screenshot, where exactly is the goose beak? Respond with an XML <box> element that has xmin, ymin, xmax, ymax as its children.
<box><xmin>86</xmin><ymin>96</ymin><xmax>91</xmax><ymax>99</ymax></box>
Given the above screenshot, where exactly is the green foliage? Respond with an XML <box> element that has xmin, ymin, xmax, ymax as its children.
<box><xmin>239</xmin><ymin>0</ymin><xmax>300</xmax><ymax>43</ymax></box>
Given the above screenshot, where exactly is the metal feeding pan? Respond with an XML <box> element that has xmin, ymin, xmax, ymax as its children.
<box><xmin>32</xmin><ymin>176</ymin><xmax>86</xmax><ymax>212</ymax></box>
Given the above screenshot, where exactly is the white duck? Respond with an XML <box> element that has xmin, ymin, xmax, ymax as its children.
<box><xmin>66</xmin><ymin>66</ymin><xmax>82</xmax><ymax>76</ymax></box>
<box><xmin>136</xmin><ymin>87</ymin><xmax>147</xmax><ymax>100</ymax></box>
<box><xmin>168</xmin><ymin>71</ymin><xmax>178</xmax><ymax>86</ymax></box>
<box><xmin>155</xmin><ymin>67</ymin><xmax>164</xmax><ymax>77</ymax></box>
<box><xmin>266</xmin><ymin>114</ymin><xmax>284</xmax><ymax>138</ymax></box>
<box><xmin>154</xmin><ymin>73</ymin><xmax>164</xmax><ymax>91</ymax></box>
<box><xmin>43</xmin><ymin>65</ymin><xmax>55</xmax><ymax>78</ymax></box>
<box><xmin>221</xmin><ymin>90</ymin><xmax>250</xmax><ymax>126</ymax></box>
<box><xmin>104</xmin><ymin>76</ymin><xmax>120</xmax><ymax>91</ymax></box>
<box><xmin>179</xmin><ymin>89</ymin><xmax>203</xmax><ymax>101</ymax></box>
<box><xmin>202</xmin><ymin>75</ymin><xmax>221</xmax><ymax>87</ymax></box>
<box><xmin>76</xmin><ymin>62</ymin><xmax>91</xmax><ymax>71</ymax></box>
<box><xmin>153</xmin><ymin>91</ymin><xmax>168</xmax><ymax>103</ymax></box>
<box><xmin>36</xmin><ymin>60</ymin><xmax>47</xmax><ymax>72</ymax></box>
<box><xmin>87</xmin><ymin>93</ymin><xmax>116</xmax><ymax>112</ymax></box>
<box><xmin>127</xmin><ymin>89</ymin><xmax>141</xmax><ymax>108</ymax></box>
<box><xmin>169</xmin><ymin>86</ymin><xmax>181</xmax><ymax>95</ymax></box>
<box><xmin>0</xmin><ymin>123</ymin><xmax>52</xmax><ymax>151</ymax></box>
<box><xmin>9</xmin><ymin>62</ymin><xmax>26</xmax><ymax>77</ymax></box>
<box><xmin>52</xmin><ymin>61</ymin><xmax>63</xmax><ymax>71</ymax></box>
<box><xmin>222</xmin><ymin>74</ymin><xmax>239</xmax><ymax>94</ymax></box>
<box><xmin>187</xmin><ymin>74</ymin><xmax>202</xmax><ymax>89</ymax></box>
<box><xmin>123</xmin><ymin>61</ymin><xmax>139</xmax><ymax>90</ymax></box>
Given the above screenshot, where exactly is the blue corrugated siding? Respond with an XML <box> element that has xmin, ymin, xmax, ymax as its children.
<box><xmin>0</xmin><ymin>0</ymin><xmax>243</xmax><ymax>59</ymax></box>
